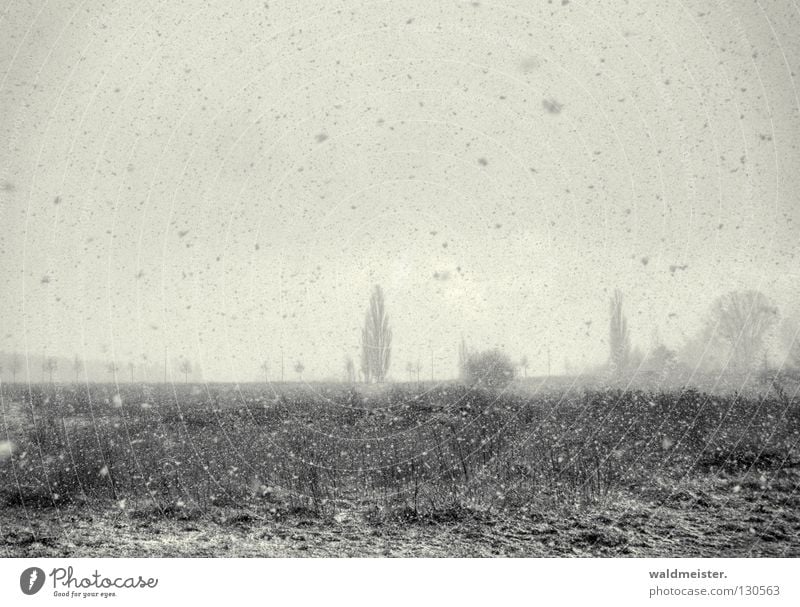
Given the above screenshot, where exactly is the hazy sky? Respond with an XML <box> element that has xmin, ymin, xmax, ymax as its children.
<box><xmin>1</xmin><ymin>0</ymin><xmax>799</xmax><ymax>381</ymax></box>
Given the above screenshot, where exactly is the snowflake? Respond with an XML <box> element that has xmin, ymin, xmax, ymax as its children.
<box><xmin>0</xmin><ymin>440</ymin><xmax>15</xmax><ymax>460</ymax></box>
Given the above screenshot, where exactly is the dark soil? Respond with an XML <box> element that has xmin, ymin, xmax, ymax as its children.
<box><xmin>3</xmin><ymin>470</ymin><xmax>798</xmax><ymax>557</ymax></box>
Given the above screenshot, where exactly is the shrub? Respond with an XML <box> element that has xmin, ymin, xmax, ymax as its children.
<box><xmin>462</xmin><ymin>349</ymin><xmax>515</xmax><ymax>390</ymax></box>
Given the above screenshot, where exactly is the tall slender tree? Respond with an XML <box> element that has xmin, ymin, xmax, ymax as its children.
<box><xmin>360</xmin><ymin>285</ymin><xmax>392</xmax><ymax>382</ymax></box>
<box><xmin>457</xmin><ymin>336</ymin><xmax>470</xmax><ymax>379</ymax></box>
<box><xmin>609</xmin><ymin>289</ymin><xmax>631</xmax><ymax>376</ymax></box>
<box><xmin>359</xmin><ymin>339</ymin><xmax>370</xmax><ymax>383</ymax></box>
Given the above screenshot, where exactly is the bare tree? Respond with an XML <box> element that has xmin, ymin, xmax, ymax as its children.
<box><xmin>260</xmin><ymin>360</ymin><xmax>269</xmax><ymax>383</ymax></box>
<box><xmin>140</xmin><ymin>353</ymin><xmax>150</xmax><ymax>382</ymax></box>
<box><xmin>609</xmin><ymin>289</ymin><xmax>631</xmax><ymax>376</ymax></box>
<box><xmin>73</xmin><ymin>354</ymin><xmax>84</xmax><ymax>383</ymax></box>
<box><xmin>344</xmin><ymin>356</ymin><xmax>355</xmax><ymax>383</ymax></box>
<box><xmin>127</xmin><ymin>361</ymin><xmax>135</xmax><ymax>383</ymax></box>
<box><xmin>784</xmin><ymin>318</ymin><xmax>800</xmax><ymax>376</ymax></box>
<box><xmin>43</xmin><ymin>356</ymin><xmax>58</xmax><ymax>384</ymax></box>
<box><xmin>294</xmin><ymin>361</ymin><xmax>305</xmax><ymax>381</ymax></box>
<box><xmin>179</xmin><ymin>359</ymin><xmax>192</xmax><ymax>383</ymax></box>
<box><xmin>788</xmin><ymin>340</ymin><xmax>800</xmax><ymax>373</ymax></box>
<box><xmin>406</xmin><ymin>358</ymin><xmax>422</xmax><ymax>383</ymax></box>
<box><xmin>759</xmin><ymin>349</ymin><xmax>772</xmax><ymax>384</ymax></box>
<box><xmin>791</xmin><ymin>341</ymin><xmax>800</xmax><ymax>372</ymax></box>
<box><xmin>106</xmin><ymin>361</ymin><xmax>120</xmax><ymax>382</ymax></box>
<box><xmin>10</xmin><ymin>353</ymin><xmax>20</xmax><ymax>383</ymax></box>
<box><xmin>707</xmin><ymin>290</ymin><xmax>779</xmax><ymax>374</ymax></box>
<box><xmin>519</xmin><ymin>355</ymin><xmax>529</xmax><ymax>378</ymax></box>
<box><xmin>360</xmin><ymin>285</ymin><xmax>392</xmax><ymax>382</ymax></box>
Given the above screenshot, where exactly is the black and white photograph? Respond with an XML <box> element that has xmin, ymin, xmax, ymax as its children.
<box><xmin>1</xmin><ymin>0</ymin><xmax>799</xmax><ymax>603</ymax></box>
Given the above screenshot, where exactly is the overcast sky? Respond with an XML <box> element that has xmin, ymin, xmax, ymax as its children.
<box><xmin>1</xmin><ymin>0</ymin><xmax>799</xmax><ymax>381</ymax></box>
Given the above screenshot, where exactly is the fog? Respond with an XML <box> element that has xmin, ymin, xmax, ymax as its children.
<box><xmin>1</xmin><ymin>0</ymin><xmax>799</xmax><ymax>382</ymax></box>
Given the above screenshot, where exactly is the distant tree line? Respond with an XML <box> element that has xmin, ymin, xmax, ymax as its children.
<box><xmin>2</xmin><ymin>285</ymin><xmax>799</xmax><ymax>386</ymax></box>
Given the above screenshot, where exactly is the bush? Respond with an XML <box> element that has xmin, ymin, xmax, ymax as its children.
<box><xmin>462</xmin><ymin>349</ymin><xmax>515</xmax><ymax>390</ymax></box>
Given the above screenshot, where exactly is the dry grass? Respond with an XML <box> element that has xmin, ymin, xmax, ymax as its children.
<box><xmin>1</xmin><ymin>382</ymin><xmax>798</xmax><ymax>556</ymax></box>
